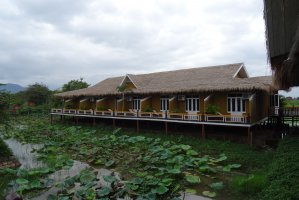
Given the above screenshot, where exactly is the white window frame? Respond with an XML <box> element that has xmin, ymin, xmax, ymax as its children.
<box><xmin>227</xmin><ymin>94</ymin><xmax>246</xmax><ymax>113</ymax></box>
<box><xmin>160</xmin><ymin>96</ymin><xmax>169</xmax><ymax>111</ymax></box>
<box><xmin>132</xmin><ymin>97</ymin><xmax>141</xmax><ymax>111</ymax></box>
<box><xmin>185</xmin><ymin>95</ymin><xmax>200</xmax><ymax>112</ymax></box>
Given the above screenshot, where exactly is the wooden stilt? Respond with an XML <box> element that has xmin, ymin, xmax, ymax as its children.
<box><xmin>76</xmin><ymin>117</ymin><xmax>79</xmax><ymax>125</ymax></box>
<box><xmin>62</xmin><ymin>115</ymin><xmax>65</xmax><ymax>124</ymax></box>
<box><xmin>137</xmin><ymin>120</ymin><xmax>139</xmax><ymax>133</ymax></box>
<box><xmin>165</xmin><ymin>122</ymin><xmax>168</xmax><ymax>135</ymax></box>
<box><xmin>50</xmin><ymin>114</ymin><xmax>53</xmax><ymax>125</ymax></box>
<box><xmin>93</xmin><ymin>118</ymin><xmax>96</xmax><ymax>127</ymax></box>
<box><xmin>113</xmin><ymin>118</ymin><xmax>116</xmax><ymax>128</ymax></box>
<box><xmin>248</xmin><ymin>127</ymin><xmax>253</xmax><ymax>146</ymax></box>
<box><xmin>201</xmin><ymin>124</ymin><xmax>206</xmax><ymax>140</ymax></box>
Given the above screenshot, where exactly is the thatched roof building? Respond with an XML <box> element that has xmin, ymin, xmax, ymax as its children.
<box><xmin>56</xmin><ymin>63</ymin><xmax>273</xmax><ymax>98</ymax></box>
<box><xmin>264</xmin><ymin>0</ymin><xmax>299</xmax><ymax>89</ymax></box>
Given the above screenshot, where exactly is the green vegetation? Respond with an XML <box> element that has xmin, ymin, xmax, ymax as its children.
<box><xmin>284</xmin><ymin>98</ymin><xmax>299</xmax><ymax>107</ymax></box>
<box><xmin>143</xmin><ymin>105</ymin><xmax>153</xmax><ymax>112</ymax></box>
<box><xmin>205</xmin><ymin>104</ymin><xmax>220</xmax><ymax>114</ymax></box>
<box><xmin>62</xmin><ymin>78</ymin><xmax>90</xmax><ymax>92</ymax></box>
<box><xmin>21</xmin><ymin>83</ymin><xmax>52</xmax><ymax>105</ymax></box>
<box><xmin>0</xmin><ymin>138</ymin><xmax>12</xmax><ymax>158</ymax></box>
<box><xmin>260</xmin><ymin>137</ymin><xmax>299</xmax><ymax>200</ymax></box>
<box><xmin>116</xmin><ymin>83</ymin><xmax>131</xmax><ymax>112</ymax></box>
<box><xmin>96</xmin><ymin>105</ymin><xmax>108</xmax><ymax>111</ymax></box>
<box><xmin>0</xmin><ymin>91</ymin><xmax>10</xmax><ymax>127</ymax></box>
<box><xmin>231</xmin><ymin>174</ymin><xmax>267</xmax><ymax>195</ymax></box>
<box><xmin>0</xmin><ymin>115</ymin><xmax>278</xmax><ymax>199</ymax></box>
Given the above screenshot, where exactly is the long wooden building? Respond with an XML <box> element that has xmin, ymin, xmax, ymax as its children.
<box><xmin>52</xmin><ymin>63</ymin><xmax>276</xmax><ymax>139</ymax></box>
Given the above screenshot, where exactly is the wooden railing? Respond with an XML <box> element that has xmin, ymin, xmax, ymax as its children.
<box><xmin>269</xmin><ymin>107</ymin><xmax>299</xmax><ymax>116</ymax></box>
<box><xmin>51</xmin><ymin>109</ymin><xmax>248</xmax><ymax>124</ymax></box>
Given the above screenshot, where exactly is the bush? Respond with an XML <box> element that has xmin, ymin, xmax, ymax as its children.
<box><xmin>143</xmin><ymin>105</ymin><xmax>153</xmax><ymax>112</ymax></box>
<box><xmin>231</xmin><ymin>174</ymin><xmax>267</xmax><ymax>194</ymax></box>
<box><xmin>205</xmin><ymin>104</ymin><xmax>220</xmax><ymax>114</ymax></box>
<box><xmin>96</xmin><ymin>105</ymin><xmax>108</xmax><ymax>111</ymax></box>
<box><xmin>65</xmin><ymin>101</ymin><xmax>77</xmax><ymax>109</ymax></box>
<box><xmin>260</xmin><ymin>137</ymin><xmax>299</xmax><ymax>200</ymax></box>
<box><xmin>79</xmin><ymin>103</ymin><xmax>91</xmax><ymax>110</ymax></box>
<box><xmin>18</xmin><ymin>104</ymin><xmax>50</xmax><ymax>114</ymax></box>
<box><xmin>0</xmin><ymin>138</ymin><xmax>11</xmax><ymax>158</ymax></box>
<box><xmin>171</xmin><ymin>107</ymin><xmax>179</xmax><ymax>113</ymax></box>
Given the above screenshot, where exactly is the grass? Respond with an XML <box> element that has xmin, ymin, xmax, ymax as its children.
<box><xmin>259</xmin><ymin>137</ymin><xmax>299</xmax><ymax>200</ymax></box>
<box><xmin>284</xmin><ymin>99</ymin><xmax>299</xmax><ymax>107</ymax></box>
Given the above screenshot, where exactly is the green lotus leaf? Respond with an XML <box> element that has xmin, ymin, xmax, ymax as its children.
<box><xmin>202</xmin><ymin>190</ymin><xmax>217</xmax><ymax>198</ymax></box>
<box><xmin>185</xmin><ymin>175</ymin><xmax>201</xmax><ymax>184</ymax></box>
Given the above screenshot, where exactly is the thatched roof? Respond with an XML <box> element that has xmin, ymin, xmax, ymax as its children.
<box><xmin>55</xmin><ymin>63</ymin><xmax>274</xmax><ymax>98</ymax></box>
<box><xmin>264</xmin><ymin>0</ymin><xmax>299</xmax><ymax>90</ymax></box>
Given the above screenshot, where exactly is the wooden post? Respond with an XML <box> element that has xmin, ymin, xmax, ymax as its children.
<box><xmin>248</xmin><ymin>127</ymin><xmax>253</xmax><ymax>146</ymax></box>
<box><xmin>50</xmin><ymin>114</ymin><xmax>53</xmax><ymax>125</ymax></box>
<box><xmin>201</xmin><ymin>124</ymin><xmax>206</xmax><ymax>140</ymax></box>
<box><xmin>93</xmin><ymin>117</ymin><xmax>96</xmax><ymax>127</ymax></box>
<box><xmin>62</xmin><ymin>115</ymin><xmax>65</xmax><ymax>124</ymax></box>
<box><xmin>137</xmin><ymin>120</ymin><xmax>139</xmax><ymax>133</ymax></box>
<box><xmin>76</xmin><ymin>117</ymin><xmax>79</xmax><ymax>125</ymax></box>
<box><xmin>113</xmin><ymin>118</ymin><xmax>116</xmax><ymax>128</ymax></box>
<box><xmin>292</xmin><ymin>116</ymin><xmax>294</xmax><ymax>127</ymax></box>
<box><xmin>165</xmin><ymin>121</ymin><xmax>168</xmax><ymax>135</ymax></box>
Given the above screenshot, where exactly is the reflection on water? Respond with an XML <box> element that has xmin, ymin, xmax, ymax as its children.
<box><xmin>4</xmin><ymin>139</ymin><xmax>45</xmax><ymax>169</ymax></box>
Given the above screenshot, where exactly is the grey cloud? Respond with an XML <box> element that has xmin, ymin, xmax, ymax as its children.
<box><xmin>0</xmin><ymin>0</ymin><xmax>281</xmax><ymax>95</ymax></box>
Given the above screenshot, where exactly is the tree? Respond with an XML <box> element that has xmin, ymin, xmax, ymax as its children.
<box><xmin>62</xmin><ymin>78</ymin><xmax>90</xmax><ymax>92</ymax></box>
<box><xmin>23</xmin><ymin>83</ymin><xmax>51</xmax><ymax>105</ymax></box>
<box><xmin>116</xmin><ymin>83</ymin><xmax>130</xmax><ymax>112</ymax></box>
<box><xmin>0</xmin><ymin>91</ymin><xmax>10</xmax><ymax>126</ymax></box>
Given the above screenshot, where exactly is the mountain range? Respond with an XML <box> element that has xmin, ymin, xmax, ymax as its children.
<box><xmin>0</xmin><ymin>83</ymin><xmax>25</xmax><ymax>93</ymax></box>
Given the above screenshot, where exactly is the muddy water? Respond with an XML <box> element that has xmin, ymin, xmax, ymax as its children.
<box><xmin>4</xmin><ymin>139</ymin><xmax>211</xmax><ymax>200</ymax></box>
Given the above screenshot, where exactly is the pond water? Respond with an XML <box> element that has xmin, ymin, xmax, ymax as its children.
<box><xmin>4</xmin><ymin>139</ymin><xmax>211</xmax><ymax>200</ymax></box>
<box><xmin>4</xmin><ymin>139</ymin><xmax>44</xmax><ymax>169</ymax></box>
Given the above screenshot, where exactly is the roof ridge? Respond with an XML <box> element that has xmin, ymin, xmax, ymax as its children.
<box><xmin>130</xmin><ymin>62</ymin><xmax>244</xmax><ymax>77</ymax></box>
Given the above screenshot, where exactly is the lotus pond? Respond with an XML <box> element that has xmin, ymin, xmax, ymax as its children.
<box><xmin>0</xmin><ymin>116</ymin><xmax>273</xmax><ymax>200</ymax></box>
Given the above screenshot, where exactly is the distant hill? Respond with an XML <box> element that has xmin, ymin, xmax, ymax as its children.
<box><xmin>0</xmin><ymin>83</ymin><xmax>25</xmax><ymax>93</ymax></box>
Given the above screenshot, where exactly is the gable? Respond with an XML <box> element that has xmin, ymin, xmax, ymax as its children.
<box><xmin>233</xmin><ymin>64</ymin><xmax>249</xmax><ymax>78</ymax></box>
<box><xmin>119</xmin><ymin>74</ymin><xmax>137</xmax><ymax>89</ymax></box>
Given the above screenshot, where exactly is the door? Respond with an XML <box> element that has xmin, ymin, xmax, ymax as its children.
<box><xmin>160</xmin><ymin>96</ymin><xmax>169</xmax><ymax>118</ymax></box>
<box><xmin>185</xmin><ymin>96</ymin><xmax>200</xmax><ymax>120</ymax></box>
<box><xmin>227</xmin><ymin>95</ymin><xmax>245</xmax><ymax>122</ymax></box>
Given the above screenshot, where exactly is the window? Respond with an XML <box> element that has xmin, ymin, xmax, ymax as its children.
<box><xmin>185</xmin><ymin>95</ymin><xmax>200</xmax><ymax>112</ymax></box>
<box><xmin>160</xmin><ymin>96</ymin><xmax>169</xmax><ymax>111</ymax></box>
<box><xmin>132</xmin><ymin>97</ymin><xmax>140</xmax><ymax>110</ymax></box>
<box><xmin>227</xmin><ymin>94</ymin><xmax>245</xmax><ymax>113</ymax></box>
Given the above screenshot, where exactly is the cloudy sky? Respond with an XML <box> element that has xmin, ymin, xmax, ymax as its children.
<box><xmin>0</xmin><ymin>0</ymin><xmax>297</xmax><ymax>96</ymax></box>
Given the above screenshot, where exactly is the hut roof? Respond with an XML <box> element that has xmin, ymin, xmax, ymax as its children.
<box><xmin>55</xmin><ymin>63</ymin><xmax>274</xmax><ymax>98</ymax></box>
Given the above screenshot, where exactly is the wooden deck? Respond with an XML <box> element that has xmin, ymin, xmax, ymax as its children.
<box><xmin>51</xmin><ymin>109</ymin><xmax>251</xmax><ymax>127</ymax></box>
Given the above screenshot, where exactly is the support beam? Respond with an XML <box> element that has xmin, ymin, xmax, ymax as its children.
<box><xmin>248</xmin><ymin>127</ymin><xmax>253</xmax><ymax>146</ymax></box>
<box><xmin>76</xmin><ymin>117</ymin><xmax>79</xmax><ymax>125</ymax></box>
<box><xmin>165</xmin><ymin>121</ymin><xmax>168</xmax><ymax>135</ymax></box>
<box><xmin>136</xmin><ymin>120</ymin><xmax>140</xmax><ymax>133</ymax></box>
<box><xmin>93</xmin><ymin>118</ymin><xmax>96</xmax><ymax>127</ymax></box>
<box><xmin>201</xmin><ymin>124</ymin><xmax>206</xmax><ymax>140</ymax></box>
<box><xmin>113</xmin><ymin>118</ymin><xmax>116</xmax><ymax>128</ymax></box>
<box><xmin>50</xmin><ymin>114</ymin><xmax>53</xmax><ymax>125</ymax></box>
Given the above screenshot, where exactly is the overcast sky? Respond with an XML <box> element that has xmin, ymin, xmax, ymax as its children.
<box><xmin>0</xmin><ymin>0</ymin><xmax>298</xmax><ymax>96</ymax></box>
